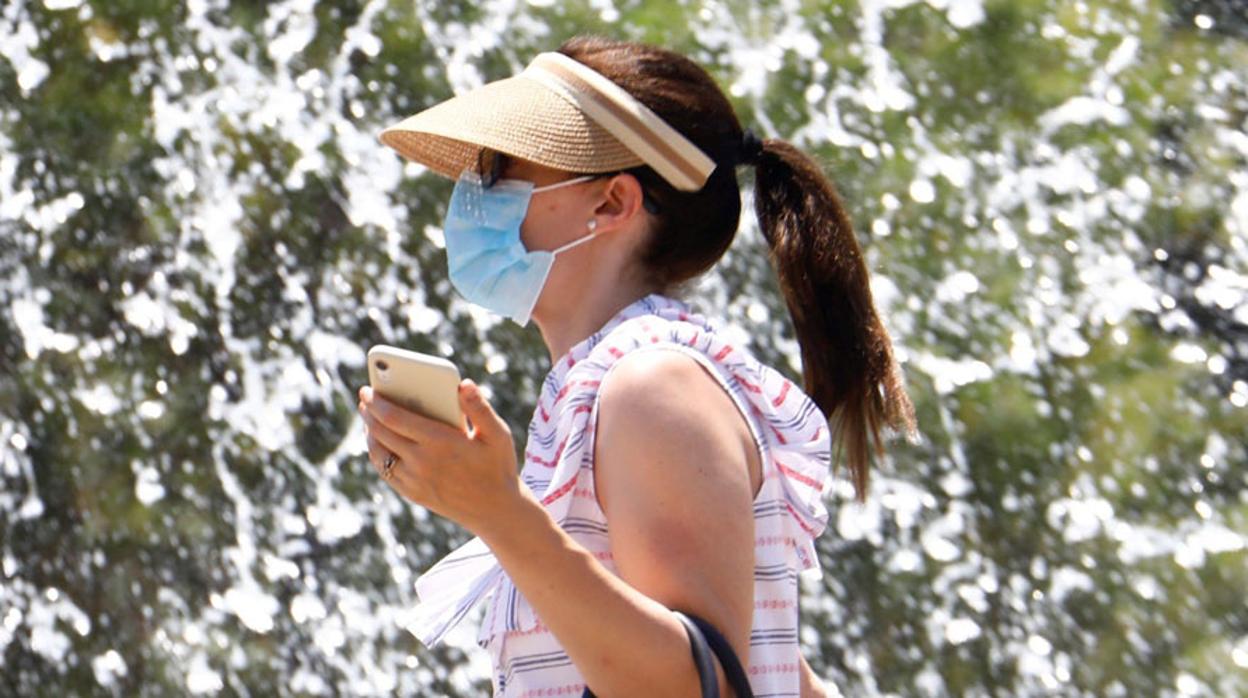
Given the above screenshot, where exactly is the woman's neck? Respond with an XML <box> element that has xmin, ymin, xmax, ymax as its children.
<box><xmin>533</xmin><ymin>278</ymin><xmax>657</xmax><ymax>363</ymax></box>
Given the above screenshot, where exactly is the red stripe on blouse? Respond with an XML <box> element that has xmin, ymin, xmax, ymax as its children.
<box><xmin>776</xmin><ymin>460</ymin><xmax>824</xmax><ymax>492</ymax></box>
<box><xmin>540</xmin><ymin>474</ymin><xmax>579</xmax><ymax>506</ymax></box>
<box><xmin>771</xmin><ymin>381</ymin><xmax>791</xmax><ymax>407</ymax></box>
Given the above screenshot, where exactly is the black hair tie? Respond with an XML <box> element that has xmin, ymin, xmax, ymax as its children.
<box><xmin>738</xmin><ymin>128</ymin><xmax>764</xmax><ymax>166</ymax></box>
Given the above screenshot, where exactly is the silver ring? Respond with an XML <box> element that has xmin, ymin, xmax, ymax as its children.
<box><xmin>381</xmin><ymin>452</ymin><xmax>397</xmax><ymax>479</ymax></box>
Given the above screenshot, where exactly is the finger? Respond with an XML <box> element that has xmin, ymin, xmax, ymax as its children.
<box><xmin>365</xmin><ymin>434</ymin><xmax>393</xmax><ymax>476</ymax></box>
<box><xmin>362</xmin><ymin>412</ymin><xmax>413</xmax><ymax>461</ymax></box>
<box><xmin>367</xmin><ymin>437</ymin><xmax>416</xmax><ymax>499</ymax></box>
<box><xmin>363</xmin><ymin>390</ymin><xmax>459</xmax><ymax>442</ymax></box>
<box><xmin>458</xmin><ymin>379</ymin><xmax>509</xmax><ymax>443</ymax></box>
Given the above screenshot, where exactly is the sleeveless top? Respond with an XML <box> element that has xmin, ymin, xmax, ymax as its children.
<box><xmin>406</xmin><ymin>294</ymin><xmax>832</xmax><ymax>697</ymax></box>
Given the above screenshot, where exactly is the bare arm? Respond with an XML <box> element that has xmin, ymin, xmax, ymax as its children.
<box><xmin>800</xmin><ymin>654</ymin><xmax>829</xmax><ymax>698</ymax></box>
<box><xmin>477</xmin><ymin>350</ymin><xmax>760</xmax><ymax>696</ymax></box>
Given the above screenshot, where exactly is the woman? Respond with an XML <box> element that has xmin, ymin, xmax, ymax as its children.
<box><xmin>357</xmin><ymin>36</ymin><xmax>915</xmax><ymax>697</ymax></box>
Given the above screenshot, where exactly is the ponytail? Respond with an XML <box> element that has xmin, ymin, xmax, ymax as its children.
<box><xmin>555</xmin><ymin>35</ymin><xmax>915</xmax><ymax>499</ymax></box>
<box><xmin>752</xmin><ymin>139</ymin><xmax>916</xmax><ymax>500</ymax></box>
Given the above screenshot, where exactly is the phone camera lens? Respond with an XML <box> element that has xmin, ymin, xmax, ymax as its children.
<box><xmin>376</xmin><ymin>360</ymin><xmax>389</xmax><ymax>372</ymax></box>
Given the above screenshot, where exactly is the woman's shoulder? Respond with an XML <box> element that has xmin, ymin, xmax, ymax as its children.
<box><xmin>596</xmin><ymin>347</ymin><xmax>727</xmax><ymax>417</ymax></box>
<box><xmin>593</xmin><ymin>341</ymin><xmax>763</xmax><ymax>512</ymax></box>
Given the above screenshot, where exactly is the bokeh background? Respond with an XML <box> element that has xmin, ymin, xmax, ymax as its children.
<box><xmin>2</xmin><ymin>0</ymin><xmax>1246</xmax><ymax>695</ymax></box>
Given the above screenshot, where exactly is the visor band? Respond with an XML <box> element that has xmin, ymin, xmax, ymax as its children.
<box><xmin>521</xmin><ymin>52</ymin><xmax>716</xmax><ymax>192</ymax></box>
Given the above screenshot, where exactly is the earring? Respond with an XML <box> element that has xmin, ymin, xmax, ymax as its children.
<box><xmin>587</xmin><ymin>219</ymin><xmax>598</xmax><ymax>233</ymax></box>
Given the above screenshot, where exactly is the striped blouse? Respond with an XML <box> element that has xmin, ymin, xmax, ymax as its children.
<box><xmin>407</xmin><ymin>294</ymin><xmax>832</xmax><ymax>697</ymax></box>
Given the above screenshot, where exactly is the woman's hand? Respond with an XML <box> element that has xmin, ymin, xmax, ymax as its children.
<box><xmin>357</xmin><ymin>380</ymin><xmax>523</xmax><ymax>536</ymax></box>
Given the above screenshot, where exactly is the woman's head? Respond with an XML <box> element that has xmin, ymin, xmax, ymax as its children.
<box><xmin>381</xmin><ymin>36</ymin><xmax>917</xmax><ymax>498</ymax></box>
<box><xmin>552</xmin><ymin>36</ymin><xmax>748</xmax><ymax>290</ymax></box>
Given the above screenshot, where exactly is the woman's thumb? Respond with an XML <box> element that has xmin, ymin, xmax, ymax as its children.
<box><xmin>459</xmin><ymin>379</ymin><xmax>506</xmax><ymax>439</ymax></box>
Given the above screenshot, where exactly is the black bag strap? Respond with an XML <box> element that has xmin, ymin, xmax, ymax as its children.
<box><xmin>581</xmin><ymin>610</ymin><xmax>754</xmax><ymax>697</ymax></box>
<box><xmin>676</xmin><ymin>611</ymin><xmax>721</xmax><ymax>698</ymax></box>
<box><xmin>683</xmin><ymin>612</ymin><xmax>754</xmax><ymax>697</ymax></box>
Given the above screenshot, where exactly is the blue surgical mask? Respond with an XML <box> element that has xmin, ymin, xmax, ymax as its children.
<box><xmin>442</xmin><ymin>170</ymin><xmax>598</xmax><ymax>326</ymax></box>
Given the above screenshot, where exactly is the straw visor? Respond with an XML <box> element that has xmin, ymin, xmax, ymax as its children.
<box><xmin>378</xmin><ymin>52</ymin><xmax>716</xmax><ymax>192</ymax></box>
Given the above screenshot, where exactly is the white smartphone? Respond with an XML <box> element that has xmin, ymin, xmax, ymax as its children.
<box><xmin>367</xmin><ymin>345</ymin><xmax>463</xmax><ymax>427</ymax></box>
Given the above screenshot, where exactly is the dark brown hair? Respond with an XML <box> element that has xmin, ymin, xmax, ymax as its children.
<box><xmin>558</xmin><ymin>36</ymin><xmax>916</xmax><ymax>499</ymax></box>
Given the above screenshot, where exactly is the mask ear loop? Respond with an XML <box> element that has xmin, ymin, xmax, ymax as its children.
<box><xmin>531</xmin><ymin>174</ymin><xmax>596</xmax><ymax>193</ymax></box>
<box><xmin>530</xmin><ymin>177</ymin><xmax>602</xmax><ymax>256</ymax></box>
<box><xmin>530</xmin><ymin>177</ymin><xmax>601</xmax><ymax>256</ymax></box>
<box><xmin>549</xmin><ymin>219</ymin><xmax>600</xmax><ymax>256</ymax></box>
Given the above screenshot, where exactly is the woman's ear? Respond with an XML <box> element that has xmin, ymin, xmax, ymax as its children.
<box><xmin>591</xmin><ymin>173</ymin><xmax>647</xmax><ymax>234</ymax></box>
